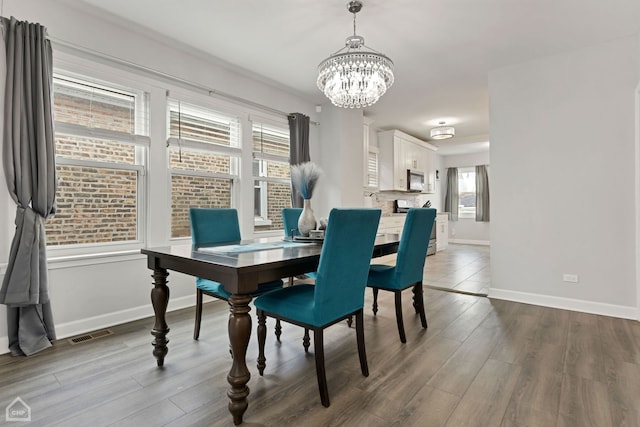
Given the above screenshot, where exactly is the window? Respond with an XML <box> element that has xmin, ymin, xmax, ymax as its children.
<box><xmin>167</xmin><ymin>99</ymin><xmax>241</xmax><ymax>238</ymax></box>
<box><xmin>366</xmin><ymin>147</ymin><xmax>379</xmax><ymax>188</ymax></box>
<box><xmin>458</xmin><ymin>167</ymin><xmax>476</xmax><ymax>219</ymax></box>
<box><xmin>252</xmin><ymin>123</ymin><xmax>291</xmax><ymax>232</ymax></box>
<box><xmin>46</xmin><ymin>74</ymin><xmax>149</xmax><ymax>248</ymax></box>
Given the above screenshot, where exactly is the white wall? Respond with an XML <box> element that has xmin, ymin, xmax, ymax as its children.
<box><xmin>442</xmin><ymin>152</ymin><xmax>491</xmax><ymax>243</ymax></box>
<box><xmin>315</xmin><ymin>105</ymin><xmax>365</xmax><ymax>218</ymax></box>
<box><xmin>0</xmin><ymin>0</ymin><xmax>323</xmax><ymax>354</ymax></box>
<box><xmin>637</xmin><ymin>33</ymin><xmax>640</xmax><ymax>320</ymax></box>
<box><xmin>443</xmin><ymin>152</ymin><xmax>490</xmax><ymax>170</ymax></box>
<box><xmin>489</xmin><ymin>35</ymin><xmax>639</xmax><ymax>319</ymax></box>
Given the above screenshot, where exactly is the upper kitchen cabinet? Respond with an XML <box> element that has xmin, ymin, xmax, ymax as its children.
<box><xmin>378</xmin><ymin>129</ymin><xmax>438</xmax><ymax>193</ymax></box>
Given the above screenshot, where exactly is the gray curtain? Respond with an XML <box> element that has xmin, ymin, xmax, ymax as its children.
<box><xmin>288</xmin><ymin>113</ymin><xmax>310</xmax><ymax>208</ymax></box>
<box><xmin>444</xmin><ymin>167</ymin><xmax>458</xmax><ymax>221</ymax></box>
<box><xmin>476</xmin><ymin>165</ymin><xmax>490</xmax><ymax>222</ymax></box>
<box><xmin>0</xmin><ymin>17</ymin><xmax>57</xmax><ymax>356</ymax></box>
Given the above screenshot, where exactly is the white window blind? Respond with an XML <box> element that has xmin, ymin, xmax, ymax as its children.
<box><xmin>366</xmin><ymin>148</ymin><xmax>379</xmax><ymax>188</ymax></box>
<box><xmin>167</xmin><ymin>99</ymin><xmax>240</xmax><ymax>149</ymax></box>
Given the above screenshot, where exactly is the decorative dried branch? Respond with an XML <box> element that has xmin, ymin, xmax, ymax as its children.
<box><xmin>291</xmin><ymin>162</ymin><xmax>323</xmax><ymax>200</ymax></box>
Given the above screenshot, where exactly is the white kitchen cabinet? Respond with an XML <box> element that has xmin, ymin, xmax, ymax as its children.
<box><xmin>378</xmin><ymin>215</ymin><xmax>406</xmax><ymax>237</ymax></box>
<box><xmin>378</xmin><ymin>129</ymin><xmax>438</xmax><ymax>193</ymax></box>
<box><xmin>435</xmin><ymin>213</ymin><xmax>448</xmax><ymax>252</ymax></box>
<box><xmin>425</xmin><ymin>149</ymin><xmax>437</xmax><ymax>193</ymax></box>
<box><xmin>392</xmin><ymin>137</ymin><xmax>407</xmax><ymax>190</ymax></box>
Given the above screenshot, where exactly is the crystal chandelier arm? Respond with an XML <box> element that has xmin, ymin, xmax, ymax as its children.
<box><xmin>329</xmin><ymin>44</ymin><xmax>350</xmax><ymax>56</ymax></box>
<box><xmin>359</xmin><ymin>43</ymin><xmax>390</xmax><ymax>56</ymax></box>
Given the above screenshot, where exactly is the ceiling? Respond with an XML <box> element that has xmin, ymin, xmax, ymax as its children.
<box><xmin>74</xmin><ymin>0</ymin><xmax>640</xmax><ymax>156</ymax></box>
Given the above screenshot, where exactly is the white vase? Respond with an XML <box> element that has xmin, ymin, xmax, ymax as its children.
<box><xmin>298</xmin><ymin>199</ymin><xmax>316</xmax><ymax>237</ymax></box>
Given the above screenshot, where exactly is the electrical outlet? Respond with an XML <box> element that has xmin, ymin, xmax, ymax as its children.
<box><xmin>563</xmin><ymin>274</ymin><xmax>579</xmax><ymax>283</ymax></box>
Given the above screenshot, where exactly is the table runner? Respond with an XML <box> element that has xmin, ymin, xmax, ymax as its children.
<box><xmin>198</xmin><ymin>240</ymin><xmax>313</xmax><ymax>254</ymax></box>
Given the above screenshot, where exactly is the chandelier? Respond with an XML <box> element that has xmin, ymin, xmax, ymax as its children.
<box><xmin>317</xmin><ymin>1</ymin><xmax>394</xmax><ymax>109</ymax></box>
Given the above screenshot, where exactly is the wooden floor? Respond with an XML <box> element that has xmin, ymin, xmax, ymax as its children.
<box><xmin>424</xmin><ymin>244</ymin><xmax>491</xmax><ymax>296</ymax></box>
<box><xmin>1</xmin><ymin>244</ymin><xmax>639</xmax><ymax>426</ymax></box>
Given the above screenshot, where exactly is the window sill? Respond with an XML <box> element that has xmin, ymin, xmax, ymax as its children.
<box><xmin>253</xmin><ymin>229</ymin><xmax>283</xmax><ymax>239</ymax></box>
<box><xmin>45</xmin><ymin>241</ymin><xmax>146</xmax><ymax>270</ymax></box>
<box><xmin>254</xmin><ymin>218</ymin><xmax>272</xmax><ymax>227</ymax></box>
<box><xmin>458</xmin><ymin>214</ymin><xmax>476</xmax><ymax>220</ymax></box>
<box><xmin>46</xmin><ymin>249</ymin><xmax>145</xmax><ymax>270</ymax></box>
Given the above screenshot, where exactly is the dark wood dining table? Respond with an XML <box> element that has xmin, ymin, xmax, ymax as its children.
<box><xmin>141</xmin><ymin>233</ymin><xmax>400</xmax><ymax>425</ymax></box>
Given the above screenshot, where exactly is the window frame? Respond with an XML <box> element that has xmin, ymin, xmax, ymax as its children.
<box><xmin>166</xmin><ymin>97</ymin><xmax>242</xmax><ymax>240</ymax></box>
<box><xmin>457</xmin><ymin>166</ymin><xmax>476</xmax><ymax>219</ymax></box>
<box><xmin>47</xmin><ymin>67</ymin><xmax>150</xmax><ymax>257</ymax></box>
<box><xmin>365</xmin><ymin>146</ymin><xmax>380</xmax><ymax>189</ymax></box>
<box><xmin>251</xmin><ymin>119</ymin><xmax>292</xmax><ymax>233</ymax></box>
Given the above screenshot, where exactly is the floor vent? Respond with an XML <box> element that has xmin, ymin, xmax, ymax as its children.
<box><xmin>68</xmin><ymin>329</ymin><xmax>113</xmax><ymax>345</ymax></box>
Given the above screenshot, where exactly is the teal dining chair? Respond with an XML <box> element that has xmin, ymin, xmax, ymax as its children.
<box><xmin>367</xmin><ymin>208</ymin><xmax>437</xmax><ymax>343</ymax></box>
<box><xmin>282</xmin><ymin>207</ymin><xmax>302</xmax><ymax>240</ymax></box>
<box><xmin>255</xmin><ymin>208</ymin><xmax>381</xmax><ymax>407</ymax></box>
<box><xmin>189</xmin><ymin>208</ymin><xmax>284</xmax><ymax>340</ymax></box>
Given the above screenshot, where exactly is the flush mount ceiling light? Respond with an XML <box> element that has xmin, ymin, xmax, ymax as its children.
<box><xmin>316</xmin><ymin>0</ymin><xmax>394</xmax><ymax>109</ymax></box>
<box><xmin>430</xmin><ymin>122</ymin><xmax>455</xmax><ymax>140</ymax></box>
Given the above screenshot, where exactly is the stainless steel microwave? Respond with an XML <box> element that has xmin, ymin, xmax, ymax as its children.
<box><xmin>407</xmin><ymin>169</ymin><xmax>425</xmax><ymax>192</ymax></box>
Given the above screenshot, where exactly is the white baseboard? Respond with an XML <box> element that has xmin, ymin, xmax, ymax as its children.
<box><xmin>55</xmin><ymin>294</ymin><xmax>196</xmax><ymax>339</ymax></box>
<box><xmin>0</xmin><ymin>294</ymin><xmax>199</xmax><ymax>355</ymax></box>
<box><xmin>0</xmin><ymin>336</ymin><xmax>7</xmax><ymax>355</ymax></box>
<box><xmin>489</xmin><ymin>288</ymin><xmax>638</xmax><ymax>320</ymax></box>
<box><xmin>449</xmin><ymin>239</ymin><xmax>491</xmax><ymax>246</ymax></box>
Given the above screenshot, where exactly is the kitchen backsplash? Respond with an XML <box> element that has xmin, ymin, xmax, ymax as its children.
<box><xmin>364</xmin><ymin>191</ymin><xmax>435</xmax><ymax>216</ymax></box>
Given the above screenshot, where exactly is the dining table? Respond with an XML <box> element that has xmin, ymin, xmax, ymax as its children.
<box><xmin>140</xmin><ymin>233</ymin><xmax>401</xmax><ymax>425</ymax></box>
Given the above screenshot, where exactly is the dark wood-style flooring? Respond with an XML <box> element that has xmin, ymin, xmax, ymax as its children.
<box><xmin>0</xmin><ymin>244</ymin><xmax>639</xmax><ymax>426</ymax></box>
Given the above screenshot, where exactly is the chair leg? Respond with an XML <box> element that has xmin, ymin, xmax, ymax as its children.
<box><xmin>372</xmin><ymin>288</ymin><xmax>379</xmax><ymax>315</ymax></box>
<box><xmin>275</xmin><ymin>319</ymin><xmax>282</xmax><ymax>341</ymax></box>
<box><xmin>303</xmin><ymin>328</ymin><xmax>310</xmax><ymax>353</ymax></box>
<box><xmin>193</xmin><ymin>289</ymin><xmax>203</xmax><ymax>340</ymax></box>
<box><xmin>413</xmin><ymin>282</ymin><xmax>428</xmax><ymax>329</ymax></box>
<box><xmin>355</xmin><ymin>309</ymin><xmax>369</xmax><ymax>377</ymax></box>
<box><xmin>313</xmin><ymin>328</ymin><xmax>330</xmax><ymax>407</ymax></box>
<box><xmin>394</xmin><ymin>290</ymin><xmax>407</xmax><ymax>343</ymax></box>
<box><xmin>257</xmin><ymin>309</ymin><xmax>267</xmax><ymax>375</ymax></box>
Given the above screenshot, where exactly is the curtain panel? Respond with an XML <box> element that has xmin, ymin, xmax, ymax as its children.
<box><xmin>475</xmin><ymin>165</ymin><xmax>490</xmax><ymax>222</ymax></box>
<box><xmin>0</xmin><ymin>17</ymin><xmax>57</xmax><ymax>356</ymax></box>
<box><xmin>288</xmin><ymin>113</ymin><xmax>310</xmax><ymax>208</ymax></box>
<box><xmin>444</xmin><ymin>167</ymin><xmax>458</xmax><ymax>221</ymax></box>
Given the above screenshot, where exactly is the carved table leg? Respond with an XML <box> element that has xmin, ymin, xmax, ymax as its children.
<box><xmin>227</xmin><ymin>293</ymin><xmax>252</xmax><ymax>425</ymax></box>
<box><xmin>257</xmin><ymin>309</ymin><xmax>266</xmax><ymax>375</ymax></box>
<box><xmin>150</xmin><ymin>268</ymin><xmax>170</xmax><ymax>367</ymax></box>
